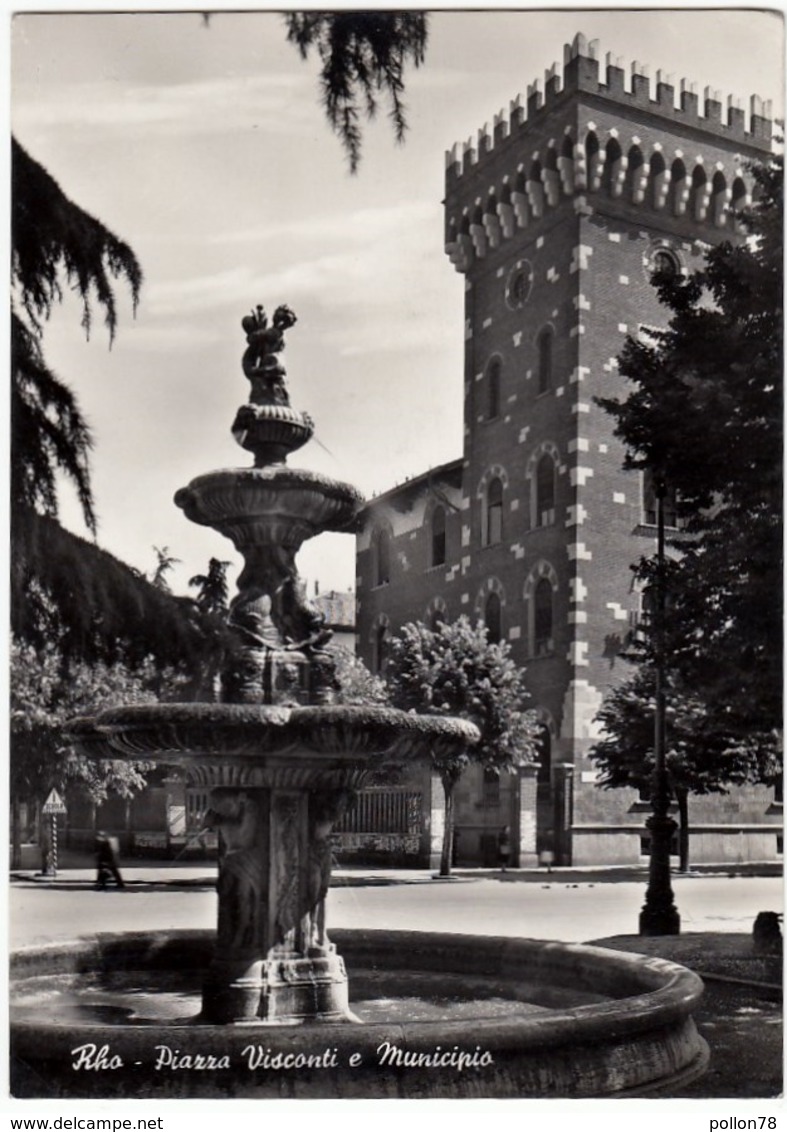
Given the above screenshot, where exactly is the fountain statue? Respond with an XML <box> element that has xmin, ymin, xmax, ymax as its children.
<box><xmin>10</xmin><ymin>308</ymin><xmax>709</xmax><ymax>1098</ymax></box>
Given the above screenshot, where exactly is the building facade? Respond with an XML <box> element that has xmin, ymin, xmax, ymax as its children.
<box><xmin>356</xmin><ymin>34</ymin><xmax>781</xmax><ymax>867</ymax></box>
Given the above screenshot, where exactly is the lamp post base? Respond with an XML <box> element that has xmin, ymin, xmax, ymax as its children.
<box><xmin>639</xmin><ymin>812</ymin><xmax>680</xmax><ymax>936</ymax></box>
<box><xmin>639</xmin><ymin>906</ymin><xmax>681</xmax><ymax>937</ymax></box>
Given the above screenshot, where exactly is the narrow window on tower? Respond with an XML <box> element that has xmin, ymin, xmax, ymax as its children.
<box><xmin>485</xmin><ymin>477</ymin><xmax>504</xmax><ymax>545</ymax></box>
<box><xmin>535</xmin><ymin>453</ymin><xmax>556</xmax><ymax>527</ymax></box>
<box><xmin>537</xmin><ymin>327</ymin><xmax>553</xmax><ymax>394</ymax></box>
<box><xmin>485</xmin><ymin>591</ymin><xmax>502</xmax><ymax>644</ymax></box>
<box><xmin>431</xmin><ymin>505</ymin><xmax>446</xmax><ymax>567</ymax></box>
<box><xmin>534</xmin><ymin>577</ymin><xmax>554</xmax><ymax>656</ymax></box>
<box><xmin>487</xmin><ymin>357</ymin><xmax>501</xmax><ymax>420</ymax></box>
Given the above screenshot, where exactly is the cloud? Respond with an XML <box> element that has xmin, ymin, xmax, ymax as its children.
<box><xmin>207</xmin><ymin>201</ymin><xmax>437</xmax><ymax>248</ymax></box>
<box><xmin>12</xmin><ymin>72</ymin><xmax>317</xmax><ymax>139</ymax></box>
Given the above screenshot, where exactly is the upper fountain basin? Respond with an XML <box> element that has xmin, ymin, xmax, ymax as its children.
<box><xmin>174</xmin><ymin>467</ymin><xmax>364</xmax><ymax>549</ymax></box>
<box><xmin>66</xmin><ymin>704</ymin><xmax>480</xmax><ymax>788</ymax></box>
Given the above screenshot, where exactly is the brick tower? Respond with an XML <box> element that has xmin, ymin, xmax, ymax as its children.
<box><xmin>356</xmin><ymin>33</ymin><xmax>778</xmax><ymax>868</ymax></box>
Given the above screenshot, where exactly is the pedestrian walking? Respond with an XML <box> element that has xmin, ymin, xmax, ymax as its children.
<box><xmin>95</xmin><ymin>831</ymin><xmax>125</xmax><ymax>889</ymax></box>
<box><xmin>497</xmin><ymin>825</ymin><xmax>511</xmax><ymax>872</ymax></box>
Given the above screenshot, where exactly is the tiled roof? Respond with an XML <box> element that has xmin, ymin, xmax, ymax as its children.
<box><xmin>362</xmin><ymin>456</ymin><xmax>464</xmax><ymax>513</ymax></box>
<box><xmin>313</xmin><ymin>590</ymin><xmax>356</xmax><ymax>629</ymax></box>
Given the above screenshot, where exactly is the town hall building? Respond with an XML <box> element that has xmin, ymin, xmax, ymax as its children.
<box><xmin>354</xmin><ymin>33</ymin><xmax>781</xmax><ymax>868</ymax></box>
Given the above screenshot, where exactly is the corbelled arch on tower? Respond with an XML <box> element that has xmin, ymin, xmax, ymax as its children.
<box><xmin>444</xmin><ymin>33</ymin><xmax>769</xmax><ymax>273</ymax></box>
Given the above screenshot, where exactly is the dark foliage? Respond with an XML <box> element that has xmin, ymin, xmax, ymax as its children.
<box><xmin>12</xmin><ymin>137</ymin><xmax>142</xmax><ymax>340</ymax></box>
<box><xmin>597</xmin><ymin>156</ymin><xmax>783</xmax><ymax>739</ymax></box>
<box><xmin>12</xmin><ymin>511</ymin><xmax>218</xmax><ymax>672</ymax></box>
<box><xmin>11</xmin><ymin>312</ymin><xmax>96</xmax><ymax>533</ymax></box>
<box><xmin>285</xmin><ymin>11</ymin><xmax>428</xmax><ymax>171</ymax></box>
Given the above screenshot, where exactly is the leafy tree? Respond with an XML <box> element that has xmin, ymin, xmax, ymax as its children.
<box><xmin>590</xmin><ymin>668</ymin><xmax>780</xmax><ymax>871</ymax></box>
<box><xmin>597</xmin><ymin>155</ymin><xmax>783</xmax><ymax>743</ymax></box>
<box><xmin>333</xmin><ymin>648</ymin><xmax>389</xmax><ymax>706</ymax></box>
<box><xmin>285</xmin><ymin>11</ymin><xmax>428</xmax><ymax>172</ymax></box>
<box><xmin>9</xmin><ymin>640</ymin><xmax>189</xmax><ymax>867</ymax></box>
<box><xmin>189</xmin><ymin>558</ymin><xmax>232</xmax><ymax>616</ymax></box>
<box><xmin>385</xmin><ymin>617</ymin><xmax>539</xmax><ymax>875</ymax></box>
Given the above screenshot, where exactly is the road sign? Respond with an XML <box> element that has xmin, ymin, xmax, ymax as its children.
<box><xmin>42</xmin><ymin>788</ymin><xmax>67</xmax><ymax>815</ymax></box>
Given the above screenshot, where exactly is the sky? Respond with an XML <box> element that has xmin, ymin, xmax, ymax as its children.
<box><xmin>10</xmin><ymin>5</ymin><xmax>785</xmax><ymax>603</ymax></box>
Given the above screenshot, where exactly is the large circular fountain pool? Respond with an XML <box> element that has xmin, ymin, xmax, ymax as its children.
<box><xmin>11</xmin><ymin>928</ymin><xmax>709</xmax><ymax>1099</ymax></box>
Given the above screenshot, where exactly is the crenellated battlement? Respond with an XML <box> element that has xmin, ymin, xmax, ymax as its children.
<box><xmin>445</xmin><ymin>32</ymin><xmax>773</xmax><ymax>181</ymax></box>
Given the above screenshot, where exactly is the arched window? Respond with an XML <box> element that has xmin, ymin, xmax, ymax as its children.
<box><xmin>651</xmin><ymin>249</ymin><xmax>679</xmax><ymax>280</ymax></box>
<box><xmin>534</xmin><ymin>578</ymin><xmax>554</xmax><ymax>656</ymax></box>
<box><xmin>374</xmin><ymin>528</ymin><xmax>391</xmax><ymax>586</ymax></box>
<box><xmin>535</xmin><ymin>453</ymin><xmax>556</xmax><ymax>527</ymax></box>
<box><xmin>537</xmin><ymin>327</ymin><xmax>553</xmax><ymax>394</ymax></box>
<box><xmin>487</xmin><ymin>358</ymin><xmax>501</xmax><ymax>420</ymax></box>
<box><xmin>485</xmin><ymin>477</ymin><xmax>503</xmax><ymax>545</ymax></box>
<box><xmin>485</xmin><ymin>591</ymin><xmax>502</xmax><ymax>644</ymax></box>
<box><xmin>431</xmin><ymin>506</ymin><xmax>446</xmax><ymax>567</ymax></box>
<box><xmin>430</xmin><ymin>606</ymin><xmax>446</xmax><ymax>632</ymax></box>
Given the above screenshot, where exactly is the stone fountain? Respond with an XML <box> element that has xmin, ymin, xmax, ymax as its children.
<box><xmin>10</xmin><ymin>307</ymin><xmax>709</xmax><ymax>1099</ymax></box>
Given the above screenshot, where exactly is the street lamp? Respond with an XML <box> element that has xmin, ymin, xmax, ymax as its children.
<box><xmin>639</xmin><ymin>474</ymin><xmax>680</xmax><ymax>936</ymax></box>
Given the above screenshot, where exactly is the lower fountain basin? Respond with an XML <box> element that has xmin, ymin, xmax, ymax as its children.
<box><xmin>67</xmin><ymin>703</ymin><xmax>480</xmax><ymax>772</ymax></box>
<box><xmin>11</xmin><ymin>929</ymin><xmax>709</xmax><ymax>1099</ymax></box>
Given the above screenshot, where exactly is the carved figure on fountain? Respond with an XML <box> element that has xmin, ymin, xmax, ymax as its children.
<box><xmin>221</xmin><ymin>541</ymin><xmax>337</xmax><ymax>704</ymax></box>
<box><xmin>269</xmin><ymin>652</ymin><xmax>309</xmax><ymax>706</ymax></box>
<box><xmin>276</xmin><ymin>571</ymin><xmax>333</xmax><ymax>654</ymax></box>
<box><xmin>231</xmin><ymin>546</ymin><xmax>332</xmax><ymax>646</ymax></box>
<box><xmin>309</xmin><ymin>648</ymin><xmax>341</xmax><ymax>705</ymax></box>
<box><xmin>304</xmin><ymin>789</ymin><xmax>355</xmax><ymax>950</ymax></box>
<box><xmin>222</xmin><ymin>590</ymin><xmax>275</xmax><ymax>703</ymax></box>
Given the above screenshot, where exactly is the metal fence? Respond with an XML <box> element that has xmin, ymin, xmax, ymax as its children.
<box><xmin>335</xmin><ymin>789</ymin><xmax>422</xmax><ymax>836</ymax></box>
